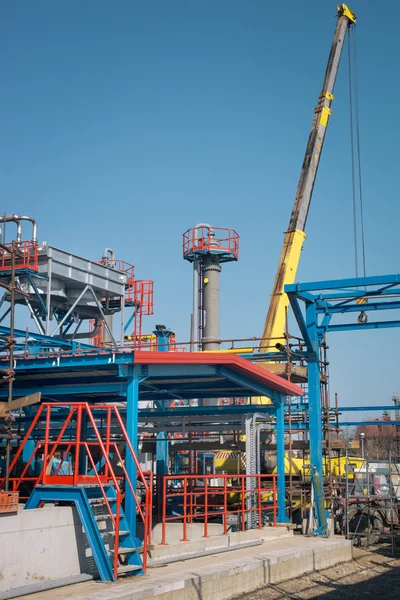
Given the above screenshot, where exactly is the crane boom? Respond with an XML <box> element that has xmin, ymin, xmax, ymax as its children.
<box><xmin>260</xmin><ymin>4</ymin><xmax>356</xmax><ymax>351</ymax></box>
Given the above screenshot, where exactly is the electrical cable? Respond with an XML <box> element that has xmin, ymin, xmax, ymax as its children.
<box><xmin>347</xmin><ymin>27</ymin><xmax>358</xmax><ymax>278</ymax></box>
<box><xmin>348</xmin><ymin>25</ymin><xmax>367</xmax><ymax>281</ymax></box>
<box><xmin>353</xmin><ymin>25</ymin><xmax>367</xmax><ymax>278</ymax></box>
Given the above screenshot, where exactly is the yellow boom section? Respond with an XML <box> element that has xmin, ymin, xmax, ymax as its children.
<box><xmin>260</xmin><ymin>229</ymin><xmax>306</xmax><ymax>351</ymax></box>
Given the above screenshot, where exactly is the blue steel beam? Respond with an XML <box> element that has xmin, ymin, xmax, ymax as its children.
<box><xmin>10</xmin><ymin>352</ymin><xmax>133</xmax><ymax>371</ymax></box>
<box><xmin>0</xmin><ymin>326</ymin><xmax>94</xmax><ymax>350</ymax></box>
<box><xmin>286</xmin><ymin>294</ymin><xmax>313</xmax><ymax>351</ymax></box>
<box><xmin>285</xmin><ymin>274</ymin><xmax>400</xmax><ymax>294</ymax></box>
<box><xmin>139</xmin><ymin>405</ymin><xmax>276</xmax><ymax>419</ymax></box>
<box><xmin>315</xmin><ymin>301</ymin><xmax>400</xmax><ymax>314</ymax></box>
<box><xmin>0</xmin><ymin>382</ymin><xmax>127</xmax><ymax>398</ymax></box>
<box><xmin>322</xmin><ymin>320</ymin><xmax>400</xmax><ymax>333</ymax></box>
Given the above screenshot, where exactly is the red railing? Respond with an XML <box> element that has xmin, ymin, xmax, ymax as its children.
<box><xmin>159</xmin><ymin>473</ymin><xmax>278</xmax><ymax>545</ymax></box>
<box><xmin>0</xmin><ymin>240</ymin><xmax>38</xmax><ymax>272</ymax></box>
<box><xmin>182</xmin><ymin>226</ymin><xmax>240</xmax><ymax>262</ymax></box>
<box><xmin>0</xmin><ymin>403</ymin><xmax>151</xmax><ymax>578</ymax></box>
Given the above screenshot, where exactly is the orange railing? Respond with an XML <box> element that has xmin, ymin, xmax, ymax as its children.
<box><xmin>0</xmin><ymin>240</ymin><xmax>38</xmax><ymax>272</ymax></box>
<box><xmin>0</xmin><ymin>402</ymin><xmax>151</xmax><ymax>578</ymax></box>
<box><xmin>182</xmin><ymin>226</ymin><xmax>239</xmax><ymax>262</ymax></box>
<box><xmin>159</xmin><ymin>473</ymin><xmax>278</xmax><ymax>545</ymax></box>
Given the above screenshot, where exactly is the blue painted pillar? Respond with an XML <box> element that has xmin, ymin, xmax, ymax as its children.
<box><xmin>125</xmin><ymin>365</ymin><xmax>139</xmax><ymax>536</ymax></box>
<box><xmin>153</xmin><ymin>327</ymin><xmax>173</xmax><ymax>473</ymax></box>
<box><xmin>156</xmin><ymin>432</ymin><xmax>169</xmax><ymax>476</ymax></box>
<box><xmin>276</xmin><ymin>393</ymin><xmax>288</xmax><ymax>523</ymax></box>
<box><xmin>153</xmin><ymin>326</ymin><xmax>174</xmax><ymax>352</ymax></box>
<box><xmin>305</xmin><ymin>301</ymin><xmax>323</xmax><ymax>482</ymax></box>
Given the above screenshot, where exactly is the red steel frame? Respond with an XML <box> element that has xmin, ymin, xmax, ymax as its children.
<box><xmin>132</xmin><ymin>280</ymin><xmax>154</xmax><ymax>349</ymax></box>
<box><xmin>1</xmin><ymin>402</ymin><xmax>151</xmax><ymax>577</ymax></box>
<box><xmin>0</xmin><ymin>240</ymin><xmax>38</xmax><ymax>272</ymax></box>
<box><xmin>159</xmin><ymin>473</ymin><xmax>278</xmax><ymax>545</ymax></box>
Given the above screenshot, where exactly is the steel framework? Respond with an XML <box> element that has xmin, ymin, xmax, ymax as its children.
<box><xmin>286</xmin><ymin>273</ymin><xmax>400</xmax><ymax>533</ymax></box>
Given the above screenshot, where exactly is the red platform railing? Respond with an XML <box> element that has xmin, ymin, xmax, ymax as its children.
<box><xmin>159</xmin><ymin>473</ymin><xmax>278</xmax><ymax>545</ymax></box>
<box><xmin>0</xmin><ymin>241</ymin><xmax>38</xmax><ymax>272</ymax></box>
<box><xmin>182</xmin><ymin>226</ymin><xmax>240</xmax><ymax>262</ymax></box>
<box><xmin>0</xmin><ymin>402</ymin><xmax>151</xmax><ymax>577</ymax></box>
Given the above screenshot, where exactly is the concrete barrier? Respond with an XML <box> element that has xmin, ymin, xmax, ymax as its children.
<box><xmin>0</xmin><ymin>506</ymin><xmax>97</xmax><ymax>593</ymax></box>
<box><xmin>67</xmin><ymin>539</ymin><xmax>353</xmax><ymax>600</ymax></box>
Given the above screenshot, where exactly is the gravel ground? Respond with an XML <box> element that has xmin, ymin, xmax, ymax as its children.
<box><xmin>233</xmin><ymin>545</ymin><xmax>400</xmax><ymax>599</ymax></box>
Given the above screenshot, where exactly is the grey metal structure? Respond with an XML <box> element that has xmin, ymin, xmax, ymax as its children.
<box><xmin>16</xmin><ymin>245</ymin><xmax>125</xmax><ymax>343</ymax></box>
<box><xmin>0</xmin><ymin>216</ymin><xmax>128</xmax><ymax>345</ymax></box>
<box><xmin>202</xmin><ymin>253</ymin><xmax>222</xmax><ymax>351</ymax></box>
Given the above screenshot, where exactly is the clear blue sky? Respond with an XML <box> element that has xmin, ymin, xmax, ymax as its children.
<box><xmin>0</xmin><ymin>0</ymin><xmax>399</xmax><ymax>418</ymax></box>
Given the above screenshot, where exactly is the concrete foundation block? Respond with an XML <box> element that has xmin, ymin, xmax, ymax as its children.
<box><xmin>313</xmin><ymin>540</ymin><xmax>353</xmax><ymax>570</ymax></box>
<box><xmin>264</xmin><ymin>548</ymin><xmax>315</xmax><ymax>584</ymax></box>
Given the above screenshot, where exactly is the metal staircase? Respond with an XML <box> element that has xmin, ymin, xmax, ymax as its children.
<box><xmin>1</xmin><ymin>402</ymin><xmax>151</xmax><ymax>582</ymax></box>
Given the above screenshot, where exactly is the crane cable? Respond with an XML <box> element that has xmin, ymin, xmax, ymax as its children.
<box><xmin>348</xmin><ymin>25</ymin><xmax>368</xmax><ymax>323</ymax></box>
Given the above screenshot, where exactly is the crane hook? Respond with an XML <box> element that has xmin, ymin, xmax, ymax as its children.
<box><xmin>358</xmin><ymin>311</ymin><xmax>368</xmax><ymax>324</ymax></box>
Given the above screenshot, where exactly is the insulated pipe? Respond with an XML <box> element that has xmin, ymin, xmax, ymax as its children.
<box><xmin>202</xmin><ymin>254</ymin><xmax>221</xmax><ymax>351</ymax></box>
<box><xmin>17</xmin><ymin>216</ymin><xmax>38</xmax><ymax>243</ymax></box>
<box><xmin>0</xmin><ymin>214</ymin><xmax>38</xmax><ymax>243</ymax></box>
<box><xmin>102</xmin><ymin>247</ymin><xmax>115</xmax><ymax>263</ymax></box>
<box><xmin>0</xmin><ymin>215</ymin><xmax>20</xmax><ymax>244</ymax></box>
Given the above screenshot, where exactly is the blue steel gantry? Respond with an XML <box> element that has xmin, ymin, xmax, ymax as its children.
<box><xmin>286</xmin><ymin>273</ymin><xmax>400</xmax><ymax>532</ymax></box>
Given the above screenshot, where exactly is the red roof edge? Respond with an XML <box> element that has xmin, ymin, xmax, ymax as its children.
<box><xmin>133</xmin><ymin>351</ymin><xmax>303</xmax><ymax>397</ymax></box>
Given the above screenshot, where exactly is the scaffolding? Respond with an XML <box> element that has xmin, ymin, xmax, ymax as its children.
<box><xmin>344</xmin><ymin>451</ymin><xmax>400</xmax><ymax>555</ymax></box>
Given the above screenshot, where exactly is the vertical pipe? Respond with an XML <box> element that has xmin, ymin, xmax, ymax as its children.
<box><xmin>161</xmin><ymin>477</ymin><xmax>167</xmax><ymax>545</ymax></box>
<box><xmin>42</xmin><ymin>406</ymin><xmax>51</xmax><ymax>485</ymax></box>
<box><xmin>276</xmin><ymin>395</ymin><xmax>288</xmax><ymax>523</ymax></box>
<box><xmin>192</xmin><ymin>258</ymin><xmax>199</xmax><ymax>349</ymax></box>
<box><xmin>257</xmin><ymin>475</ymin><xmax>262</xmax><ymax>529</ymax></box>
<box><xmin>105</xmin><ymin>408</ymin><xmax>111</xmax><ymax>479</ymax></box>
<box><xmin>201</xmin><ymin>254</ymin><xmax>221</xmax><ymax>351</ymax></box>
<box><xmin>223</xmin><ymin>477</ymin><xmax>228</xmax><ymax>534</ymax></box>
<box><xmin>241</xmin><ymin>475</ymin><xmax>245</xmax><ymax>531</ymax></box>
<box><xmin>204</xmin><ymin>477</ymin><xmax>208</xmax><ymax>538</ymax></box>
<box><xmin>45</xmin><ymin>255</ymin><xmax>52</xmax><ymax>335</ymax></box>
<box><xmin>74</xmin><ymin>406</ymin><xmax>82</xmax><ymax>486</ymax></box>
<box><xmin>182</xmin><ymin>478</ymin><xmax>188</xmax><ymax>541</ymax></box>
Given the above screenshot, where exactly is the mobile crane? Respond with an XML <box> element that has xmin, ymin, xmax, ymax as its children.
<box><xmin>216</xmin><ymin>7</ymin><xmax>357</xmax><ymax>492</ymax></box>
<box><xmin>260</xmin><ymin>3</ymin><xmax>356</xmax><ymax>352</ymax></box>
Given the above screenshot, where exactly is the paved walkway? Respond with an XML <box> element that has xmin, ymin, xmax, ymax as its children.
<box><xmin>21</xmin><ymin>536</ymin><xmax>352</xmax><ymax>600</ymax></box>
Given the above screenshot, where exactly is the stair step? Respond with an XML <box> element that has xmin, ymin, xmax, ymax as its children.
<box><xmin>117</xmin><ymin>547</ymin><xmax>138</xmax><ymax>554</ymax></box>
<box><xmin>94</xmin><ymin>514</ymin><xmax>112</xmax><ymax>521</ymax></box>
<box><xmin>117</xmin><ymin>565</ymin><xmax>143</xmax><ymax>575</ymax></box>
<box><xmin>110</xmin><ymin>530</ymin><xmax>130</xmax><ymax>536</ymax></box>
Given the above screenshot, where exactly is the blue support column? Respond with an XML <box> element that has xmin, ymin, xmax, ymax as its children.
<box><xmin>305</xmin><ymin>301</ymin><xmax>323</xmax><ymax>481</ymax></box>
<box><xmin>276</xmin><ymin>393</ymin><xmax>288</xmax><ymax>523</ymax></box>
<box><xmin>153</xmin><ymin>326</ymin><xmax>174</xmax><ymax>351</ymax></box>
<box><xmin>305</xmin><ymin>301</ymin><xmax>327</xmax><ymax>535</ymax></box>
<box><xmin>153</xmin><ymin>327</ymin><xmax>173</xmax><ymax>473</ymax></box>
<box><xmin>124</xmin><ymin>364</ymin><xmax>139</xmax><ymax>536</ymax></box>
<box><xmin>156</xmin><ymin>432</ymin><xmax>169</xmax><ymax>476</ymax></box>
